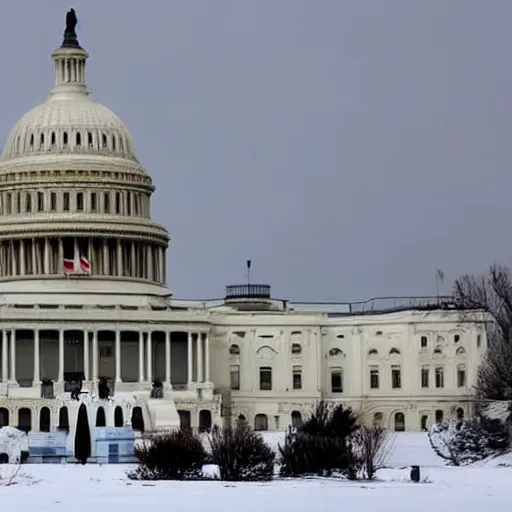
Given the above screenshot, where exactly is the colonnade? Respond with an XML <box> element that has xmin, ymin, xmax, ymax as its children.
<box><xmin>0</xmin><ymin>329</ymin><xmax>210</xmax><ymax>389</ymax></box>
<box><xmin>0</xmin><ymin>236</ymin><xmax>166</xmax><ymax>283</ymax></box>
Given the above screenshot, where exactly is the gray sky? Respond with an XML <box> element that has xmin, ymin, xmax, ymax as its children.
<box><xmin>1</xmin><ymin>0</ymin><xmax>511</xmax><ymax>302</ymax></box>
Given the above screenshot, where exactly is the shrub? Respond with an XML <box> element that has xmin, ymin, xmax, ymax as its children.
<box><xmin>352</xmin><ymin>425</ymin><xmax>394</xmax><ymax>480</ymax></box>
<box><xmin>279</xmin><ymin>401</ymin><xmax>361</xmax><ymax>478</ymax></box>
<box><xmin>428</xmin><ymin>416</ymin><xmax>511</xmax><ymax>466</ymax></box>
<box><xmin>208</xmin><ymin>420</ymin><xmax>275</xmax><ymax>481</ymax></box>
<box><xmin>129</xmin><ymin>429</ymin><xmax>207</xmax><ymax>480</ymax></box>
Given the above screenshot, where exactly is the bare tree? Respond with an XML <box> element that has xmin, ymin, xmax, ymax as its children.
<box><xmin>352</xmin><ymin>425</ymin><xmax>395</xmax><ymax>480</ymax></box>
<box><xmin>453</xmin><ymin>264</ymin><xmax>512</xmax><ymax>400</ymax></box>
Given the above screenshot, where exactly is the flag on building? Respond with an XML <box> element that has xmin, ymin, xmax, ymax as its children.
<box><xmin>79</xmin><ymin>255</ymin><xmax>91</xmax><ymax>273</ymax></box>
<box><xmin>63</xmin><ymin>258</ymin><xmax>75</xmax><ymax>273</ymax></box>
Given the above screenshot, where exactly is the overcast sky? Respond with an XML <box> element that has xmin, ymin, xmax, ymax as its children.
<box><xmin>0</xmin><ymin>1</ymin><xmax>511</xmax><ymax>302</ymax></box>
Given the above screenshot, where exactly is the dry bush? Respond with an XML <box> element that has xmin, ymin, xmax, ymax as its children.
<box><xmin>0</xmin><ymin>462</ymin><xmax>21</xmax><ymax>487</ymax></box>
<box><xmin>129</xmin><ymin>429</ymin><xmax>207</xmax><ymax>480</ymax></box>
<box><xmin>208</xmin><ymin>420</ymin><xmax>275</xmax><ymax>481</ymax></box>
<box><xmin>352</xmin><ymin>425</ymin><xmax>395</xmax><ymax>479</ymax></box>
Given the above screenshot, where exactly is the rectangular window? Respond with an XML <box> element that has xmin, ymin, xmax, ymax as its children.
<box><xmin>421</xmin><ymin>367</ymin><xmax>429</xmax><ymax>388</ymax></box>
<box><xmin>76</xmin><ymin>192</ymin><xmax>84</xmax><ymax>211</ymax></box>
<box><xmin>50</xmin><ymin>192</ymin><xmax>57</xmax><ymax>211</ymax></box>
<box><xmin>104</xmin><ymin>192</ymin><xmax>110</xmax><ymax>214</ymax></box>
<box><xmin>90</xmin><ymin>192</ymin><xmax>97</xmax><ymax>212</ymax></box>
<box><xmin>127</xmin><ymin>192</ymin><xmax>131</xmax><ymax>216</ymax></box>
<box><xmin>457</xmin><ymin>367</ymin><xmax>466</xmax><ymax>388</ymax></box>
<box><xmin>435</xmin><ymin>367</ymin><xmax>444</xmax><ymax>388</ymax></box>
<box><xmin>230</xmin><ymin>364</ymin><xmax>240</xmax><ymax>390</ymax></box>
<box><xmin>6</xmin><ymin>193</ymin><xmax>11</xmax><ymax>215</ymax></box>
<box><xmin>63</xmin><ymin>192</ymin><xmax>70</xmax><ymax>212</ymax></box>
<box><xmin>37</xmin><ymin>191</ymin><xmax>44</xmax><ymax>212</ymax></box>
<box><xmin>259</xmin><ymin>367</ymin><xmax>272</xmax><ymax>391</ymax></box>
<box><xmin>25</xmin><ymin>193</ymin><xmax>32</xmax><ymax>213</ymax></box>
<box><xmin>17</xmin><ymin>192</ymin><xmax>21</xmax><ymax>214</ymax></box>
<box><xmin>292</xmin><ymin>366</ymin><xmax>302</xmax><ymax>390</ymax></box>
<box><xmin>331</xmin><ymin>369</ymin><xmax>343</xmax><ymax>393</ymax></box>
<box><xmin>370</xmin><ymin>368</ymin><xmax>379</xmax><ymax>389</ymax></box>
<box><xmin>391</xmin><ymin>367</ymin><xmax>401</xmax><ymax>389</ymax></box>
<box><xmin>420</xmin><ymin>336</ymin><xmax>427</xmax><ymax>348</ymax></box>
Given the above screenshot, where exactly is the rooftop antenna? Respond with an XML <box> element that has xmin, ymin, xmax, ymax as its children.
<box><xmin>247</xmin><ymin>260</ymin><xmax>251</xmax><ymax>286</ymax></box>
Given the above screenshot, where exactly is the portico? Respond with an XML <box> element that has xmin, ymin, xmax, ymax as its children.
<box><xmin>0</xmin><ymin>327</ymin><xmax>211</xmax><ymax>396</ymax></box>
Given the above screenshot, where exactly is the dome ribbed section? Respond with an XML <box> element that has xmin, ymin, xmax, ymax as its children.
<box><xmin>1</xmin><ymin>97</ymin><xmax>137</xmax><ymax>162</ymax></box>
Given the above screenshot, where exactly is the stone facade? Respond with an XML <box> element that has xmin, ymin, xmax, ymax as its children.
<box><xmin>0</xmin><ymin>19</ymin><xmax>484</xmax><ymax>434</ymax></box>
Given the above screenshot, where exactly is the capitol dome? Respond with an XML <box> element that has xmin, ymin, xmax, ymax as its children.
<box><xmin>0</xmin><ymin>19</ymin><xmax>170</xmax><ymax>297</ymax></box>
<box><xmin>1</xmin><ymin>40</ymin><xmax>136</xmax><ymax>163</ymax></box>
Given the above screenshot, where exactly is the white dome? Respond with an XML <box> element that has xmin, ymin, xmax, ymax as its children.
<box><xmin>1</xmin><ymin>95</ymin><xmax>137</xmax><ymax>162</ymax></box>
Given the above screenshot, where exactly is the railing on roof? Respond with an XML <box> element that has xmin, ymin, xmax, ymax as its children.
<box><xmin>289</xmin><ymin>296</ymin><xmax>459</xmax><ymax>315</ymax></box>
<box><xmin>225</xmin><ymin>284</ymin><xmax>271</xmax><ymax>300</ymax></box>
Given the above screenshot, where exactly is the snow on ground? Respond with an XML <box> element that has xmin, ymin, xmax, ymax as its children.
<box><xmin>1</xmin><ymin>432</ymin><xmax>512</xmax><ymax>511</ymax></box>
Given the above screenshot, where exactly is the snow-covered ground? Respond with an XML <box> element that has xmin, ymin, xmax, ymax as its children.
<box><xmin>1</xmin><ymin>432</ymin><xmax>511</xmax><ymax>510</ymax></box>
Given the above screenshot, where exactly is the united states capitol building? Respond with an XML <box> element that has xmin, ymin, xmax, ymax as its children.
<box><xmin>0</xmin><ymin>15</ymin><xmax>484</xmax><ymax>435</ymax></box>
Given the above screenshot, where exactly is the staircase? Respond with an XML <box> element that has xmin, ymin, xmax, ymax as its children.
<box><xmin>145</xmin><ymin>397</ymin><xmax>180</xmax><ymax>430</ymax></box>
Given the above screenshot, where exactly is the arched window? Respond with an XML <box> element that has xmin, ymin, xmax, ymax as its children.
<box><xmin>88</xmin><ymin>132</ymin><xmax>93</xmax><ymax>147</ymax></box>
<box><xmin>199</xmin><ymin>410</ymin><xmax>212</xmax><ymax>432</ymax></box>
<box><xmin>76</xmin><ymin>132</ymin><xmax>82</xmax><ymax>146</ymax></box>
<box><xmin>0</xmin><ymin>408</ymin><xmax>9</xmax><ymax>427</ymax></box>
<box><xmin>51</xmin><ymin>132</ymin><xmax>56</xmax><ymax>146</ymax></box>
<box><xmin>433</xmin><ymin>346</ymin><xmax>443</xmax><ymax>354</ymax></box>
<box><xmin>29</xmin><ymin>134</ymin><xmax>34</xmax><ymax>148</ymax></box>
<box><xmin>291</xmin><ymin>343</ymin><xmax>302</xmax><ymax>354</ymax></box>
<box><xmin>254</xmin><ymin>414</ymin><xmax>268</xmax><ymax>431</ymax></box>
<box><xmin>131</xmin><ymin>406</ymin><xmax>144</xmax><ymax>432</ymax></box>
<box><xmin>102</xmin><ymin>134</ymin><xmax>107</xmax><ymax>148</ymax></box>
<box><xmin>456</xmin><ymin>347</ymin><xmax>466</xmax><ymax>355</ymax></box>
<box><xmin>96</xmin><ymin>407</ymin><xmax>106</xmax><ymax>427</ymax></box>
<box><xmin>373</xmin><ymin>412</ymin><xmax>383</xmax><ymax>426</ymax></box>
<box><xmin>389</xmin><ymin>348</ymin><xmax>401</xmax><ymax>355</ymax></box>
<box><xmin>114</xmin><ymin>406</ymin><xmax>124</xmax><ymax>427</ymax></box>
<box><xmin>40</xmin><ymin>133</ymin><xmax>45</xmax><ymax>148</ymax></box>
<box><xmin>421</xmin><ymin>415</ymin><xmax>428</xmax><ymax>431</ymax></box>
<box><xmin>368</xmin><ymin>348</ymin><xmax>378</xmax><ymax>356</ymax></box>
<box><xmin>63</xmin><ymin>132</ymin><xmax>68</xmax><ymax>146</ymax></box>
<box><xmin>435</xmin><ymin>410</ymin><xmax>444</xmax><ymax>423</ymax></box>
<box><xmin>229</xmin><ymin>344</ymin><xmax>240</xmax><ymax>355</ymax></box>
<box><xmin>394</xmin><ymin>412</ymin><xmax>405</xmax><ymax>432</ymax></box>
<box><xmin>112</xmin><ymin>136</ymin><xmax>116</xmax><ymax>150</ymax></box>
<box><xmin>18</xmin><ymin>408</ymin><xmax>32</xmax><ymax>432</ymax></box>
<box><xmin>58</xmin><ymin>406</ymin><xmax>69</xmax><ymax>432</ymax></box>
<box><xmin>291</xmin><ymin>410</ymin><xmax>302</xmax><ymax>428</ymax></box>
<box><xmin>39</xmin><ymin>407</ymin><xmax>51</xmax><ymax>432</ymax></box>
<box><xmin>456</xmin><ymin>407</ymin><xmax>464</xmax><ymax>420</ymax></box>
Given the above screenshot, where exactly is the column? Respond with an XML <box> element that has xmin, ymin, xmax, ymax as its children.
<box><xmin>83</xmin><ymin>331</ymin><xmax>89</xmax><ymax>380</ymax></box>
<box><xmin>138</xmin><ymin>331</ymin><xmax>144</xmax><ymax>382</ymax></box>
<box><xmin>205</xmin><ymin>332</ymin><xmax>210</xmax><ymax>382</ymax></box>
<box><xmin>187</xmin><ymin>331</ymin><xmax>193</xmax><ymax>384</ymax></box>
<box><xmin>44</xmin><ymin>237</ymin><xmax>50</xmax><ymax>274</ymax></box>
<box><xmin>2</xmin><ymin>331</ymin><xmax>8</xmax><ymax>383</ymax></box>
<box><xmin>146</xmin><ymin>331</ymin><xmax>153</xmax><ymax>383</ymax></box>
<box><xmin>10</xmin><ymin>329</ymin><xmax>16</xmax><ymax>382</ymax></box>
<box><xmin>165</xmin><ymin>331</ymin><xmax>171</xmax><ymax>386</ymax></box>
<box><xmin>116</xmin><ymin>239</ymin><xmax>122</xmax><ymax>276</ymax></box>
<box><xmin>158</xmin><ymin>247</ymin><xmax>164</xmax><ymax>283</ymax></box>
<box><xmin>115</xmin><ymin>329</ymin><xmax>121</xmax><ymax>383</ymax></box>
<box><xmin>92</xmin><ymin>330</ymin><xmax>99</xmax><ymax>383</ymax></box>
<box><xmin>20</xmin><ymin>240</ymin><xmax>25</xmax><ymax>276</ymax></box>
<box><xmin>102</xmin><ymin>239</ymin><xmax>109</xmax><ymax>276</ymax></box>
<box><xmin>58</xmin><ymin>329</ymin><xmax>64</xmax><ymax>382</ymax></box>
<box><xmin>33</xmin><ymin>329</ymin><xmax>40</xmax><ymax>383</ymax></box>
<box><xmin>197</xmin><ymin>332</ymin><xmax>203</xmax><ymax>383</ymax></box>
<box><xmin>58</xmin><ymin>238</ymin><xmax>64</xmax><ymax>272</ymax></box>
